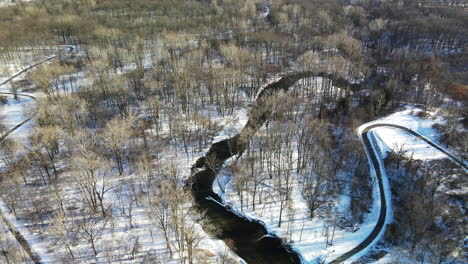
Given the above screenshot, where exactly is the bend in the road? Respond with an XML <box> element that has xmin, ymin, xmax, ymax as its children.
<box><xmin>330</xmin><ymin>122</ymin><xmax>466</xmax><ymax>264</ymax></box>
<box><xmin>0</xmin><ymin>46</ymin><xmax>73</xmax><ymax>264</ymax></box>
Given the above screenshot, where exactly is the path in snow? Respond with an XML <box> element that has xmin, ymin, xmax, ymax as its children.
<box><xmin>211</xmin><ymin>103</ymin><xmax>466</xmax><ymax>264</ymax></box>
<box><xmin>331</xmin><ymin>116</ymin><xmax>466</xmax><ymax>263</ymax></box>
<box><xmin>0</xmin><ymin>46</ymin><xmax>73</xmax><ymax>264</ymax></box>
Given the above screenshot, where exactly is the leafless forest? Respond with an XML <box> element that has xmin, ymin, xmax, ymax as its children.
<box><xmin>0</xmin><ymin>0</ymin><xmax>466</xmax><ymax>263</ymax></box>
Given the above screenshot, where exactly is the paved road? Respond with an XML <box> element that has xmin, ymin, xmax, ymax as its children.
<box><xmin>3</xmin><ymin>49</ymin><xmax>465</xmax><ymax>264</ymax></box>
<box><xmin>0</xmin><ymin>92</ymin><xmax>37</xmax><ymax>141</ymax></box>
<box><xmin>0</xmin><ymin>46</ymin><xmax>74</xmax><ymax>140</ymax></box>
<box><xmin>0</xmin><ymin>46</ymin><xmax>73</xmax><ymax>264</ymax></box>
<box><xmin>329</xmin><ymin>123</ymin><xmax>466</xmax><ymax>263</ymax></box>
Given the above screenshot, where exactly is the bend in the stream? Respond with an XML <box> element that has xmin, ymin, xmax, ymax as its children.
<box><xmin>189</xmin><ymin>72</ymin><xmax>316</xmax><ymax>264</ymax></box>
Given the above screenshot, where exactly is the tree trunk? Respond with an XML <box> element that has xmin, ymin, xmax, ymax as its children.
<box><xmin>91</xmin><ymin>239</ymin><xmax>97</xmax><ymax>256</ymax></box>
<box><xmin>67</xmin><ymin>245</ymin><xmax>75</xmax><ymax>260</ymax></box>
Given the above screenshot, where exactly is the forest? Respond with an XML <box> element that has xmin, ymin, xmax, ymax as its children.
<box><xmin>0</xmin><ymin>0</ymin><xmax>466</xmax><ymax>263</ymax></box>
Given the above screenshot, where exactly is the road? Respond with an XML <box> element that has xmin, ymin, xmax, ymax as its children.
<box><xmin>1</xmin><ymin>49</ymin><xmax>466</xmax><ymax>263</ymax></box>
<box><xmin>0</xmin><ymin>46</ymin><xmax>73</xmax><ymax>264</ymax></box>
<box><xmin>330</xmin><ymin>123</ymin><xmax>466</xmax><ymax>263</ymax></box>
<box><xmin>0</xmin><ymin>46</ymin><xmax>74</xmax><ymax>140</ymax></box>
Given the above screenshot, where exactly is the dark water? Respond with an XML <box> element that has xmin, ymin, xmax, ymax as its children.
<box><xmin>188</xmin><ymin>71</ymin><xmax>368</xmax><ymax>263</ymax></box>
<box><xmin>188</xmin><ymin>73</ymin><xmax>318</xmax><ymax>264</ymax></box>
<box><xmin>190</xmin><ymin>168</ymin><xmax>301</xmax><ymax>264</ymax></box>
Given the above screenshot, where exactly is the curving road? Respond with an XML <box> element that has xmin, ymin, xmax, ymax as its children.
<box><xmin>1</xmin><ymin>50</ymin><xmax>466</xmax><ymax>263</ymax></box>
<box><xmin>0</xmin><ymin>46</ymin><xmax>73</xmax><ymax>264</ymax></box>
<box><xmin>0</xmin><ymin>46</ymin><xmax>73</xmax><ymax>140</ymax></box>
<box><xmin>330</xmin><ymin>123</ymin><xmax>466</xmax><ymax>264</ymax></box>
<box><xmin>193</xmin><ymin>69</ymin><xmax>467</xmax><ymax>263</ymax></box>
<box><xmin>0</xmin><ymin>92</ymin><xmax>37</xmax><ymax>141</ymax></box>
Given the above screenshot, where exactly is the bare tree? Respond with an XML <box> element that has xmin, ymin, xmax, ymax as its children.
<box><xmin>72</xmin><ymin>152</ymin><xmax>114</xmax><ymax>217</ymax></box>
<box><xmin>50</xmin><ymin>210</ymin><xmax>76</xmax><ymax>260</ymax></box>
<box><xmin>145</xmin><ymin>181</ymin><xmax>174</xmax><ymax>257</ymax></box>
<box><xmin>29</xmin><ymin>125</ymin><xmax>62</xmax><ymax>179</ymax></box>
<box><xmin>78</xmin><ymin>213</ymin><xmax>107</xmax><ymax>256</ymax></box>
<box><xmin>300</xmin><ymin>146</ymin><xmax>333</xmax><ymax>219</ymax></box>
<box><xmin>102</xmin><ymin>115</ymin><xmax>135</xmax><ymax>175</ymax></box>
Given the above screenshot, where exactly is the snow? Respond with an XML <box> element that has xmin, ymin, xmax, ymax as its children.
<box><xmin>0</xmin><ymin>95</ymin><xmax>35</xmax><ymax>143</ymax></box>
<box><xmin>352</xmin><ymin>106</ymin><xmax>466</xmax><ymax>263</ymax></box>
<box><xmin>0</xmin><ymin>198</ymin><xmax>59</xmax><ymax>263</ymax></box>
<box><xmin>0</xmin><ymin>217</ymin><xmax>31</xmax><ymax>262</ymax></box>
<box><xmin>0</xmin><ymin>45</ymin><xmax>252</xmax><ymax>263</ymax></box>
<box><xmin>206</xmin><ymin>79</ymin><xmax>376</xmax><ymax>263</ymax></box>
<box><xmin>211</xmin><ymin>105</ymin><xmax>462</xmax><ymax>264</ymax></box>
<box><xmin>362</xmin><ymin>106</ymin><xmax>463</xmax><ymax>163</ymax></box>
<box><xmin>0</xmin><ymin>45</ymin><xmax>78</xmax><ymax>144</ymax></box>
<box><xmin>207</xmin><ymin>79</ymin><xmax>380</xmax><ymax>263</ymax></box>
<box><xmin>74</xmin><ymin>171</ymin><xmax>244</xmax><ymax>264</ymax></box>
<box><xmin>212</xmin><ymin>108</ymin><xmax>248</xmax><ymax>143</ymax></box>
<box><xmin>260</xmin><ymin>0</ymin><xmax>270</xmax><ymax>17</ymax></box>
<box><xmin>377</xmin><ymin>251</ymin><xmax>421</xmax><ymax>264</ymax></box>
<box><xmin>0</xmin><ymin>53</ymin><xmax>59</xmax><ymax>263</ymax></box>
<box><xmin>212</xmin><ymin>129</ymin><xmax>388</xmax><ymax>264</ymax></box>
<box><xmin>45</xmin><ymin>110</ymin><xmax>249</xmax><ymax>263</ymax></box>
<box><xmin>0</xmin><ymin>0</ymin><xmax>33</xmax><ymax>7</ymax></box>
<box><xmin>346</xmin><ymin>125</ymin><xmax>393</xmax><ymax>264</ymax></box>
<box><xmin>0</xmin><ymin>41</ymin><xmax>461</xmax><ymax>264</ymax></box>
<box><xmin>371</xmin><ymin>127</ymin><xmax>448</xmax><ymax>160</ymax></box>
<box><xmin>0</xmin><ymin>47</ymin><xmax>462</xmax><ymax>264</ymax></box>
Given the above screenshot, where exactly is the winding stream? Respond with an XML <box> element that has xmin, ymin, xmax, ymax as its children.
<box><xmin>189</xmin><ymin>71</ymin><xmax>367</xmax><ymax>263</ymax></box>
<box><xmin>188</xmin><ymin>71</ymin><xmax>467</xmax><ymax>264</ymax></box>
<box><xmin>189</xmin><ymin>72</ymin><xmax>313</xmax><ymax>264</ymax></box>
<box><xmin>3</xmin><ymin>48</ymin><xmax>465</xmax><ymax>263</ymax></box>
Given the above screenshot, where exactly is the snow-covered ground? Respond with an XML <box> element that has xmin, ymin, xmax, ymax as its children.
<box><xmin>0</xmin><ymin>67</ymin><xmax>35</xmax><ymax>142</ymax></box>
<box><xmin>0</xmin><ymin>48</ymin><xmax>252</xmax><ymax>263</ymax></box>
<box><xmin>360</xmin><ymin>107</ymin><xmax>466</xmax><ymax>263</ymax></box>
<box><xmin>0</xmin><ymin>217</ymin><xmax>32</xmax><ymax>263</ymax></box>
<box><xmin>212</xmin><ymin>105</ymin><xmax>462</xmax><ymax>264</ymax></box>
<box><xmin>214</xmin><ymin>164</ymin><xmax>386</xmax><ymax>264</ymax></box>
<box><xmin>0</xmin><ymin>52</ymin><xmax>64</xmax><ymax>263</ymax></box>
<box><xmin>0</xmin><ymin>95</ymin><xmax>35</xmax><ymax>143</ymax></box>
<box><xmin>1</xmin><ymin>42</ymin><xmax>462</xmax><ymax>263</ymax></box>
<box><xmin>0</xmin><ymin>0</ymin><xmax>34</xmax><ymax>7</ymax></box>
<box><xmin>212</xmin><ymin>108</ymin><xmax>248</xmax><ymax>143</ymax></box>
<box><xmin>0</xmin><ymin>48</ymin><xmax>72</xmax><ymax>142</ymax></box>
<box><xmin>0</xmin><ymin>198</ymin><xmax>60</xmax><ymax>263</ymax></box>
<box><xmin>208</xmin><ymin>78</ymin><xmax>375</xmax><ymax>264</ymax></box>
<box><xmin>364</xmin><ymin>106</ymin><xmax>451</xmax><ymax>161</ymax></box>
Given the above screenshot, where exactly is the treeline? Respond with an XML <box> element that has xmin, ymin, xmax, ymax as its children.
<box><xmin>0</xmin><ymin>0</ymin><xmax>261</xmax><ymax>48</ymax></box>
<box><xmin>0</xmin><ymin>0</ymin><xmax>466</xmax><ymax>262</ymax></box>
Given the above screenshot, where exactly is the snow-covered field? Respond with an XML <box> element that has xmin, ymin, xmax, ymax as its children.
<box><xmin>0</xmin><ymin>42</ymin><xmax>463</xmax><ymax>264</ymax></box>
<box><xmin>0</xmin><ymin>95</ymin><xmax>35</xmax><ymax>142</ymax></box>
<box><xmin>209</xmin><ymin>78</ymin><xmax>371</xmax><ymax>263</ymax></box>
<box><xmin>212</xmin><ymin>108</ymin><xmax>248</xmax><ymax>143</ymax></box>
<box><xmin>0</xmin><ymin>48</ymin><xmax>72</xmax><ymax>142</ymax></box>
<box><xmin>360</xmin><ymin>106</ymin><xmax>466</xmax><ymax>263</ymax></box>
<box><xmin>0</xmin><ymin>217</ymin><xmax>32</xmax><ymax>263</ymax></box>
<box><xmin>0</xmin><ymin>54</ymin><xmax>58</xmax><ymax>263</ymax></box>
<box><xmin>0</xmin><ymin>0</ymin><xmax>34</xmax><ymax>7</ymax></box>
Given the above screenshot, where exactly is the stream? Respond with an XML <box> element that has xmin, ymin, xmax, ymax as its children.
<box><xmin>190</xmin><ymin>67</ymin><xmax>468</xmax><ymax>264</ymax></box>
<box><xmin>188</xmin><ymin>70</ymin><xmax>373</xmax><ymax>263</ymax></box>
<box><xmin>189</xmin><ymin>72</ymin><xmax>315</xmax><ymax>264</ymax></box>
